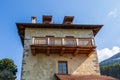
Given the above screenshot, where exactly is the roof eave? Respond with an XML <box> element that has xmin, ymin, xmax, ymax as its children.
<box><xmin>16</xmin><ymin>23</ymin><xmax>103</xmax><ymax>46</ymax></box>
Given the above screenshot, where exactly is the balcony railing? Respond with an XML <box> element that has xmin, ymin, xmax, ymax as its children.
<box><xmin>32</xmin><ymin>37</ymin><xmax>95</xmax><ymax>47</ymax></box>
<box><xmin>31</xmin><ymin>37</ymin><xmax>96</xmax><ymax>56</ymax></box>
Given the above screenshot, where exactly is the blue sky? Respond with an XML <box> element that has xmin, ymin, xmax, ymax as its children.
<box><xmin>0</xmin><ymin>0</ymin><xmax>120</xmax><ymax>80</ymax></box>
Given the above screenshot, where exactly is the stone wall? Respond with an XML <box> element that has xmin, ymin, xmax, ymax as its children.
<box><xmin>21</xmin><ymin>28</ymin><xmax>100</xmax><ymax>80</ymax></box>
<box><xmin>25</xmin><ymin>28</ymin><xmax>94</xmax><ymax>44</ymax></box>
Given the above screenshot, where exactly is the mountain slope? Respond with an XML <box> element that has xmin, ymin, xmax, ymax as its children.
<box><xmin>100</xmin><ymin>52</ymin><xmax>120</xmax><ymax>66</ymax></box>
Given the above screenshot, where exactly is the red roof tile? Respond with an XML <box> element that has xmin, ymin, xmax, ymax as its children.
<box><xmin>55</xmin><ymin>74</ymin><xmax>118</xmax><ymax>80</ymax></box>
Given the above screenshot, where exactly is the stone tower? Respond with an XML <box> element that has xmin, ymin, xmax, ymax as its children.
<box><xmin>16</xmin><ymin>16</ymin><xmax>116</xmax><ymax>80</ymax></box>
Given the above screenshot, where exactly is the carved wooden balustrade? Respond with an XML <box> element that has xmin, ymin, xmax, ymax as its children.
<box><xmin>31</xmin><ymin>37</ymin><xmax>96</xmax><ymax>56</ymax></box>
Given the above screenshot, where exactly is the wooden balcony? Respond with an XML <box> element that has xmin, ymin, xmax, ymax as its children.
<box><xmin>31</xmin><ymin>37</ymin><xmax>96</xmax><ymax>56</ymax></box>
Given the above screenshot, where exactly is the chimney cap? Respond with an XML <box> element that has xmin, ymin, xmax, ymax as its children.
<box><xmin>63</xmin><ymin>16</ymin><xmax>74</xmax><ymax>24</ymax></box>
<box><xmin>42</xmin><ymin>15</ymin><xmax>52</xmax><ymax>24</ymax></box>
<box><xmin>31</xmin><ymin>16</ymin><xmax>36</xmax><ymax>19</ymax></box>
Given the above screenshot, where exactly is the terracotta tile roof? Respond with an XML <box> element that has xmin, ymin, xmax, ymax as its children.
<box><xmin>55</xmin><ymin>74</ymin><xmax>118</xmax><ymax>80</ymax></box>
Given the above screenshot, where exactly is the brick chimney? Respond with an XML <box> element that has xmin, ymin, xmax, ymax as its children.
<box><xmin>31</xmin><ymin>16</ymin><xmax>36</xmax><ymax>23</ymax></box>
<box><xmin>63</xmin><ymin>16</ymin><xmax>74</xmax><ymax>24</ymax></box>
<box><xmin>42</xmin><ymin>15</ymin><xmax>52</xmax><ymax>24</ymax></box>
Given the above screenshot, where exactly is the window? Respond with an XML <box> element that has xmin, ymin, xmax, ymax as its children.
<box><xmin>65</xmin><ymin>39</ymin><xmax>75</xmax><ymax>45</ymax></box>
<box><xmin>65</xmin><ymin>36</ymin><xmax>76</xmax><ymax>45</ymax></box>
<box><xmin>49</xmin><ymin>38</ymin><xmax>55</xmax><ymax>45</ymax></box>
<box><xmin>58</xmin><ymin>61</ymin><xmax>68</xmax><ymax>74</ymax></box>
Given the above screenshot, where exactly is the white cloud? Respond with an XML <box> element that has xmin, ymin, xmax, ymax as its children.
<box><xmin>108</xmin><ymin>8</ymin><xmax>120</xmax><ymax>18</ymax></box>
<box><xmin>97</xmin><ymin>46</ymin><xmax>120</xmax><ymax>62</ymax></box>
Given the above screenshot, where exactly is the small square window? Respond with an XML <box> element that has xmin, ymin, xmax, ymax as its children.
<box><xmin>58</xmin><ymin>61</ymin><xmax>68</xmax><ymax>74</ymax></box>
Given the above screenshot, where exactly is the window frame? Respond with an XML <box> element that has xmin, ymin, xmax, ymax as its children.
<box><xmin>58</xmin><ymin>61</ymin><xmax>68</xmax><ymax>74</ymax></box>
<box><xmin>65</xmin><ymin>36</ymin><xmax>76</xmax><ymax>46</ymax></box>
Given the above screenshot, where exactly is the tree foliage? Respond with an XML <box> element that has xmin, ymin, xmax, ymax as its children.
<box><xmin>100</xmin><ymin>63</ymin><xmax>120</xmax><ymax>79</ymax></box>
<box><xmin>0</xmin><ymin>58</ymin><xmax>17</xmax><ymax>80</ymax></box>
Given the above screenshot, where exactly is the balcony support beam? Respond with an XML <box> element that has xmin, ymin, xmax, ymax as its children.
<box><xmin>31</xmin><ymin>47</ymin><xmax>36</xmax><ymax>56</ymax></box>
<box><xmin>46</xmin><ymin>47</ymin><xmax>50</xmax><ymax>56</ymax></box>
<box><xmin>73</xmin><ymin>48</ymin><xmax>79</xmax><ymax>56</ymax></box>
<box><xmin>60</xmin><ymin>48</ymin><xmax>65</xmax><ymax>56</ymax></box>
<box><xmin>88</xmin><ymin>49</ymin><xmax>95</xmax><ymax>57</ymax></box>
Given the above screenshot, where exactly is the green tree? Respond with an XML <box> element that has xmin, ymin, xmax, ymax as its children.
<box><xmin>0</xmin><ymin>58</ymin><xmax>17</xmax><ymax>80</ymax></box>
<box><xmin>100</xmin><ymin>64</ymin><xmax>120</xmax><ymax>79</ymax></box>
